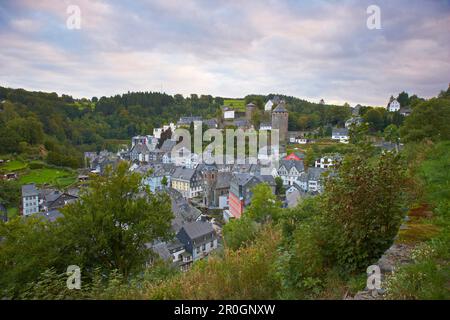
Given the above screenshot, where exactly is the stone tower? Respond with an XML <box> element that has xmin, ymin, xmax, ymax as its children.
<box><xmin>271</xmin><ymin>100</ymin><xmax>289</xmax><ymax>146</ymax></box>
<box><xmin>201</xmin><ymin>164</ymin><xmax>218</xmax><ymax>208</ymax></box>
<box><xmin>246</xmin><ymin>102</ymin><xmax>257</xmax><ymax>120</ymax></box>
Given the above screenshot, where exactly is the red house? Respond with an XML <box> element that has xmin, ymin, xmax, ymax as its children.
<box><xmin>284</xmin><ymin>151</ymin><xmax>305</xmax><ymax>161</ymax></box>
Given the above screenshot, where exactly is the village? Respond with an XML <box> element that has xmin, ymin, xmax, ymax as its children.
<box><xmin>9</xmin><ymin>96</ymin><xmax>407</xmax><ymax>272</ymax></box>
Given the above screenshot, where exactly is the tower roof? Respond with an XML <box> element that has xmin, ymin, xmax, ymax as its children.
<box><xmin>273</xmin><ymin>102</ymin><xmax>287</xmax><ymax>113</ymax></box>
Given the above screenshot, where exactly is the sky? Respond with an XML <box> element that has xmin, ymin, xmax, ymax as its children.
<box><xmin>0</xmin><ymin>0</ymin><xmax>449</xmax><ymax>106</ymax></box>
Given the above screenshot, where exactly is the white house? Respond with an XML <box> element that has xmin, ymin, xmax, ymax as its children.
<box><xmin>388</xmin><ymin>99</ymin><xmax>401</xmax><ymax>112</ymax></box>
<box><xmin>153</xmin><ymin>128</ymin><xmax>163</xmax><ymax>139</ymax></box>
<box><xmin>295</xmin><ymin>167</ymin><xmax>327</xmax><ymax>193</ymax></box>
<box><xmin>275</xmin><ymin>160</ymin><xmax>305</xmax><ymax>186</ymax></box>
<box><xmin>129</xmin><ymin>143</ymin><xmax>151</xmax><ymax>162</ymax></box>
<box><xmin>22</xmin><ymin>184</ymin><xmax>39</xmax><ymax>216</ymax></box>
<box><xmin>315</xmin><ymin>154</ymin><xmax>342</xmax><ymax>169</ymax></box>
<box><xmin>224</xmin><ymin>110</ymin><xmax>235</xmax><ymax>119</ymax></box>
<box><xmin>331</xmin><ymin>128</ymin><xmax>349</xmax><ymax>141</ymax></box>
<box><xmin>259</xmin><ymin>122</ymin><xmax>272</xmax><ymax>131</ymax></box>
<box><xmin>264</xmin><ymin>100</ymin><xmax>274</xmax><ymax>111</ymax></box>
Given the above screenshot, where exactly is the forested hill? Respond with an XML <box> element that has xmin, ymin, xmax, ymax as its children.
<box><xmin>0</xmin><ymin>86</ymin><xmax>352</xmax><ymax>166</ymax></box>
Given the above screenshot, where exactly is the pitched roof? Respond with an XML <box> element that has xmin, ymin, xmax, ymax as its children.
<box><xmin>179</xmin><ymin>221</ymin><xmax>214</xmax><ymax>240</ymax></box>
<box><xmin>273</xmin><ymin>101</ymin><xmax>287</xmax><ymax>113</ymax></box>
<box><xmin>308</xmin><ymin>167</ymin><xmax>327</xmax><ymax>180</ymax></box>
<box><xmin>130</xmin><ymin>143</ymin><xmax>151</xmax><ymax>154</ymax></box>
<box><xmin>36</xmin><ymin>209</ymin><xmax>63</xmax><ymax>222</ymax></box>
<box><xmin>160</xmin><ymin>140</ymin><xmax>177</xmax><ymax>153</ymax></box>
<box><xmin>216</xmin><ymin>172</ymin><xmax>232</xmax><ymax>189</ymax></box>
<box><xmin>171</xmin><ymin>167</ymin><xmax>196</xmax><ymax>181</ymax></box>
<box><xmin>332</xmin><ymin>128</ymin><xmax>349</xmax><ymax>135</ymax></box>
<box><xmin>22</xmin><ymin>184</ymin><xmax>38</xmax><ymax>197</ymax></box>
<box><xmin>279</xmin><ymin>159</ymin><xmax>305</xmax><ymax>172</ymax></box>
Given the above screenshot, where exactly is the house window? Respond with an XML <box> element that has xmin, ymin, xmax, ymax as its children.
<box><xmin>202</xmin><ymin>244</ymin><xmax>206</xmax><ymax>251</ymax></box>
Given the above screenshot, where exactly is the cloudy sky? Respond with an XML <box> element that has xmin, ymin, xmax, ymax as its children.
<box><xmin>0</xmin><ymin>0</ymin><xmax>449</xmax><ymax>106</ymax></box>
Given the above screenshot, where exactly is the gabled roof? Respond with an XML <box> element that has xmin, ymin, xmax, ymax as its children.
<box><xmin>160</xmin><ymin>140</ymin><xmax>177</xmax><ymax>153</ymax></box>
<box><xmin>130</xmin><ymin>143</ymin><xmax>151</xmax><ymax>155</ymax></box>
<box><xmin>171</xmin><ymin>167</ymin><xmax>196</xmax><ymax>181</ymax></box>
<box><xmin>179</xmin><ymin>221</ymin><xmax>214</xmax><ymax>240</ymax></box>
<box><xmin>279</xmin><ymin>159</ymin><xmax>305</xmax><ymax>172</ymax></box>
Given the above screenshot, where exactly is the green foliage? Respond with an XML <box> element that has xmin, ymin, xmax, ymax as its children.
<box><xmin>400</xmin><ymin>97</ymin><xmax>450</xmax><ymax>142</ymax></box>
<box><xmin>320</xmin><ymin>149</ymin><xmax>407</xmax><ymax>273</ymax></box>
<box><xmin>0</xmin><ymin>162</ymin><xmax>174</xmax><ymax>298</ymax></box>
<box><xmin>384</xmin><ymin>124</ymin><xmax>400</xmax><ymax>146</ymax></box>
<box><xmin>60</xmin><ymin>162</ymin><xmax>174</xmax><ymax>279</ymax></box>
<box><xmin>246</xmin><ymin>183</ymin><xmax>282</xmax><ymax>222</ymax></box>
<box><xmin>0</xmin><ymin>216</ymin><xmax>66</xmax><ymax>298</ymax></box>
<box><xmin>223</xmin><ymin>216</ymin><xmax>259</xmax><ymax>251</ymax></box>
<box><xmin>145</xmin><ymin>225</ymin><xmax>282</xmax><ymax>300</ymax></box>
<box><xmin>0</xmin><ymin>179</ymin><xmax>20</xmax><ymax>208</ymax></box>
<box><xmin>275</xmin><ymin>176</ymin><xmax>285</xmax><ymax>195</ymax></box>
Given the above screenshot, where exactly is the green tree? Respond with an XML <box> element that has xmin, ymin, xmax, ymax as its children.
<box><xmin>246</xmin><ymin>183</ymin><xmax>282</xmax><ymax>222</ymax></box>
<box><xmin>60</xmin><ymin>162</ymin><xmax>174</xmax><ymax>279</ymax></box>
<box><xmin>275</xmin><ymin>176</ymin><xmax>285</xmax><ymax>195</ymax></box>
<box><xmin>320</xmin><ymin>149</ymin><xmax>407</xmax><ymax>273</ymax></box>
<box><xmin>400</xmin><ymin>98</ymin><xmax>450</xmax><ymax>142</ymax></box>
<box><xmin>161</xmin><ymin>176</ymin><xmax>168</xmax><ymax>187</ymax></box>
<box><xmin>384</xmin><ymin>124</ymin><xmax>400</xmax><ymax>151</ymax></box>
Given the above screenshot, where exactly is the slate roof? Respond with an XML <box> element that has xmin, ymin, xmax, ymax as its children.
<box><xmin>36</xmin><ymin>209</ymin><xmax>63</xmax><ymax>223</ymax></box>
<box><xmin>216</xmin><ymin>172</ymin><xmax>232</xmax><ymax>189</ymax></box>
<box><xmin>273</xmin><ymin>101</ymin><xmax>287</xmax><ymax>113</ymax></box>
<box><xmin>22</xmin><ymin>184</ymin><xmax>38</xmax><ymax>197</ymax></box>
<box><xmin>279</xmin><ymin>159</ymin><xmax>305</xmax><ymax>172</ymax></box>
<box><xmin>160</xmin><ymin>140</ymin><xmax>177</xmax><ymax>153</ymax></box>
<box><xmin>180</xmin><ymin>221</ymin><xmax>214</xmax><ymax>240</ymax></box>
<box><xmin>171</xmin><ymin>167</ymin><xmax>196</xmax><ymax>181</ymax></box>
<box><xmin>150</xmin><ymin>242</ymin><xmax>172</xmax><ymax>261</ymax></box>
<box><xmin>130</xmin><ymin>143</ymin><xmax>151</xmax><ymax>154</ymax></box>
<box><xmin>308</xmin><ymin>167</ymin><xmax>327</xmax><ymax>180</ymax></box>
<box><xmin>203</xmin><ymin>119</ymin><xmax>218</xmax><ymax>127</ymax></box>
<box><xmin>332</xmin><ymin>128</ymin><xmax>349</xmax><ymax>136</ymax></box>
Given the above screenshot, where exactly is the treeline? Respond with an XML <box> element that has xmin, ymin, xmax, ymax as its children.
<box><xmin>0</xmin><ymin>86</ymin><xmax>356</xmax><ymax>167</ymax></box>
<box><xmin>1</xmin><ymin>85</ymin><xmax>448</xmax><ymax>169</ymax></box>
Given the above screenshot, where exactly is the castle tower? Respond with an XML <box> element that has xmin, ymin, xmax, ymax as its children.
<box><xmin>201</xmin><ymin>164</ymin><xmax>218</xmax><ymax>208</ymax></box>
<box><xmin>246</xmin><ymin>102</ymin><xmax>257</xmax><ymax>120</ymax></box>
<box><xmin>271</xmin><ymin>101</ymin><xmax>289</xmax><ymax>146</ymax></box>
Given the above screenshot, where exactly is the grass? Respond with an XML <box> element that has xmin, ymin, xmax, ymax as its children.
<box><xmin>18</xmin><ymin>168</ymin><xmax>77</xmax><ymax>187</ymax></box>
<box><xmin>0</xmin><ymin>160</ymin><xmax>28</xmax><ymax>172</ymax></box>
<box><xmin>223</xmin><ymin>99</ymin><xmax>246</xmax><ymax>112</ymax></box>
<box><xmin>385</xmin><ymin>141</ymin><xmax>450</xmax><ymax>299</ymax></box>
